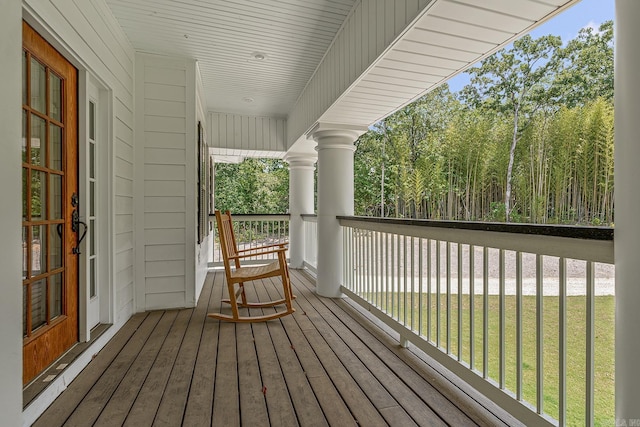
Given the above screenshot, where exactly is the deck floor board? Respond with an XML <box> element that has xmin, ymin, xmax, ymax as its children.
<box><xmin>34</xmin><ymin>269</ymin><xmax>490</xmax><ymax>427</ymax></box>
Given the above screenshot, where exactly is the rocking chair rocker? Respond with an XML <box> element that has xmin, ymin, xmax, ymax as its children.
<box><xmin>207</xmin><ymin>210</ymin><xmax>295</xmax><ymax>322</ymax></box>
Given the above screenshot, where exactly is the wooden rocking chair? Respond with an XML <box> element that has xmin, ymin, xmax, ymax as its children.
<box><xmin>207</xmin><ymin>210</ymin><xmax>295</xmax><ymax>322</ymax></box>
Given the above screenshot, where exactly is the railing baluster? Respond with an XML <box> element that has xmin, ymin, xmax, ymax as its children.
<box><xmin>360</xmin><ymin>229</ymin><xmax>365</xmax><ymax>296</ymax></box>
<box><xmin>350</xmin><ymin>227</ymin><xmax>354</xmax><ymax>290</ymax></box>
<box><xmin>398</xmin><ymin>234</ymin><xmax>402</xmax><ymax>322</ymax></box>
<box><xmin>483</xmin><ymin>246</ymin><xmax>489</xmax><ymax>379</ymax></box>
<box><xmin>516</xmin><ymin>251</ymin><xmax>523</xmax><ymax>401</ymax></box>
<box><xmin>404</xmin><ymin>235</ymin><xmax>408</xmax><ymax>327</ymax></box>
<box><xmin>458</xmin><ymin>243</ymin><xmax>463</xmax><ymax>361</ymax></box>
<box><xmin>370</xmin><ymin>230</ymin><xmax>374</xmax><ymax>300</ymax></box>
<box><xmin>586</xmin><ymin>260</ymin><xmax>595</xmax><ymax>427</ymax></box>
<box><xmin>375</xmin><ymin>231</ymin><xmax>379</xmax><ymax>307</ymax></box>
<box><xmin>343</xmin><ymin>227</ymin><xmax>347</xmax><ymax>289</ymax></box>
<box><xmin>364</xmin><ymin>230</ymin><xmax>368</xmax><ymax>297</ymax></box>
<box><xmin>436</xmin><ymin>240</ymin><xmax>441</xmax><ymax>348</ymax></box>
<box><xmin>536</xmin><ymin>254</ymin><xmax>544</xmax><ymax>414</ymax></box>
<box><xmin>385</xmin><ymin>233</ymin><xmax>390</xmax><ymax>313</ymax></box>
<box><xmin>559</xmin><ymin>256</ymin><xmax>567</xmax><ymax>426</ymax></box>
<box><xmin>418</xmin><ymin>238</ymin><xmax>423</xmax><ymax>337</ymax></box>
<box><xmin>411</xmin><ymin>236</ymin><xmax>415</xmax><ymax>331</ymax></box>
<box><xmin>446</xmin><ymin>242</ymin><xmax>451</xmax><ymax>354</ymax></box>
<box><xmin>392</xmin><ymin>234</ymin><xmax>396</xmax><ymax>319</ymax></box>
<box><xmin>355</xmin><ymin>229</ymin><xmax>360</xmax><ymax>294</ymax></box>
<box><xmin>499</xmin><ymin>249</ymin><xmax>505</xmax><ymax>389</ymax></box>
<box><xmin>427</xmin><ymin>239</ymin><xmax>432</xmax><ymax>343</ymax></box>
<box><xmin>360</xmin><ymin>229</ymin><xmax>367</xmax><ymax>295</ymax></box>
<box><xmin>469</xmin><ymin>245</ymin><xmax>475</xmax><ymax>370</ymax></box>
<box><xmin>346</xmin><ymin>227</ymin><xmax>354</xmax><ymax>290</ymax></box>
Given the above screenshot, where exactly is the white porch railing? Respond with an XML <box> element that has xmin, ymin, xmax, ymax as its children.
<box><xmin>209</xmin><ymin>214</ymin><xmax>290</xmax><ymax>266</ymax></box>
<box><xmin>301</xmin><ymin>214</ymin><xmax>318</xmax><ymax>273</ymax></box>
<box><xmin>338</xmin><ymin>216</ymin><xmax>614</xmax><ymax>427</ymax></box>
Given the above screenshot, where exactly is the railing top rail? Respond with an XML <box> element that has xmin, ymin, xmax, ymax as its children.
<box><xmin>337</xmin><ymin>216</ymin><xmax>613</xmax><ymax>241</ymax></box>
<box><xmin>301</xmin><ymin>214</ymin><xmax>318</xmax><ymax>222</ymax></box>
<box><xmin>209</xmin><ymin>213</ymin><xmax>290</xmax><ymax>221</ymax></box>
<box><xmin>338</xmin><ymin>216</ymin><xmax>614</xmax><ymax>264</ymax></box>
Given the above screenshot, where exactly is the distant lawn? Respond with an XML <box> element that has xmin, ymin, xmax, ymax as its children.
<box><xmin>371</xmin><ymin>293</ymin><xmax>614</xmax><ymax>426</ymax></box>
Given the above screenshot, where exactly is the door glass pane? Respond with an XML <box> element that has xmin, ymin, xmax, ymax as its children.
<box><xmin>31</xmin><ymin>279</ymin><xmax>47</xmax><ymax>332</ymax></box>
<box><xmin>22</xmin><ymin>110</ymin><xmax>27</xmax><ymax>163</ymax></box>
<box><xmin>30</xmin><ymin>58</ymin><xmax>46</xmax><ymax>114</ymax></box>
<box><xmin>89</xmin><ymin>101</ymin><xmax>95</xmax><ymax>140</ymax></box>
<box><xmin>89</xmin><ymin>143</ymin><xmax>95</xmax><ymax>179</ymax></box>
<box><xmin>89</xmin><ymin>258</ymin><xmax>96</xmax><ymax>299</ymax></box>
<box><xmin>50</xmin><ymin>273</ymin><xmax>63</xmax><ymax>320</ymax></box>
<box><xmin>50</xmin><ymin>73</ymin><xmax>61</xmax><ymax>121</ymax></box>
<box><xmin>22</xmin><ymin>168</ymin><xmax>28</xmax><ymax>221</ymax></box>
<box><xmin>22</xmin><ymin>227</ymin><xmax>28</xmax><ymax>280</ymax></box>
<box><xmin>31</xmin><ymin>170</ymin><xmax>46</xmax><ymax>221</ymax></box>
<box><xmin>22</xmin><ymin>51</ymin><xmax>27</xmax><ymax>106</ymax></box>
<box><xmin>50</xmin><ymin>174</ymin><xmax>63</xmax><ymax>219</ymax></box>
<box><xmin>90</xmin><ymin>219</ymin><xmax>95</xmax><ymax>256</ymax></box>
<box><xmin>23</xmin><ymin>285</ymin><xmax>28</xmax><ymax>337</ymax></box>
<box><xmin>50</xmin><ymin>224</ymin><xmax>63</xmax><ymax>270</ymax></box>
<box><xmin>49</xmin><ymin>124</ymin><xmax>62</xmax><ymax>170</ymax></box>
<box><xmin>31</xmin><ymin>225</ymin><xmax>46</xmax><ymax>277</ymax></box>
<box><xmin>90</xmin><ymin>181</ymin><xmax>95</xmax><ymax>217</ymax></box>
<box><xmin>30</xmin><ymin>114</ymin><xmax>45</xmax><ymax>167</ymax></box>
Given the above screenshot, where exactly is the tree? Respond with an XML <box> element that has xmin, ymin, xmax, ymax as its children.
<box><xmin>214</xmin><ymin>159</ymin><xmax>289</xmax><ymax>214</ymax></box>
<box><xmin>554</xmin><ymin>21</ymin><xmax>613</xmax><ymax>108</ymax></box>
<box><xmin>461</xmin><ymin>34</ymin><xmax>563</xmax><ymax>221</ymax></box>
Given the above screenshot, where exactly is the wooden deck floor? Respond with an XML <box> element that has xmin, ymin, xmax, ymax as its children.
<box><xmin>34</xmin><ymin>269</ymin><xmax>507</xmax><ymax>427</ymax></box>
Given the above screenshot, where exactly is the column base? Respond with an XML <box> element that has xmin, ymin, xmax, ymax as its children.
<box><xmin>315</xmin><ymin>287</ymin><xmax>345</xmax><ymax>299</ymax></box>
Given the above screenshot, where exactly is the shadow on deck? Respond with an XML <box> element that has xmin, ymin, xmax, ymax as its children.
<box><xmin>34</xmin><ymin>269</ymin><xmax>513</xmax><ymax>426</ymax></box>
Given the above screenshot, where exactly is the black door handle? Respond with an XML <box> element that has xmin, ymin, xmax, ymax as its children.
<box><xmin>71</xmin><ymin>209</ymin><xmax>88</xmax><ymax>255</ymax></box>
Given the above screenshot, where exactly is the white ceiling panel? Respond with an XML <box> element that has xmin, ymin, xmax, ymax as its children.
<box><xmin>415</xmin><ymin>15</ymin><xmax>513</xmax><ymax>44</ymax></box>
<box><xmin>403</xmin><ymin>28</ymin><xmax>498</xmax><ymax>54</ymax></box>
<box><xmin>429</xmin><ymin>1</ymin><xmax>535</xmax><ymax>34</ymax></box>
<box><xmin>453</xmin><ymin>0</ymin><xmax>557</xmax><ymax>19</ymax></box>
<box><xmin>106</xmin><ymin>0</ymin><xmax>356</xmax><ymax>117</ymax></box>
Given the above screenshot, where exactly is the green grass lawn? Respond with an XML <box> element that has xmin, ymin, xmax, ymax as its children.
<box><xmin>369</xmin><ymin>292</ymin><xmax>614</xmax><ymax>426</ymax></box>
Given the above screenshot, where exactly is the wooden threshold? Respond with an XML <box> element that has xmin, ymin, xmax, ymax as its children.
<box><xmin>23</xmin><ymin>323</ymin><xmax>111</xmax><ymax>408</ymax></box>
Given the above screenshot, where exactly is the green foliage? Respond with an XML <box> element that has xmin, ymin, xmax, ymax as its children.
<box><xmin>214</xmin><ymin>158</ymin><xmax>289</xmax><ymax>214</ymax></box>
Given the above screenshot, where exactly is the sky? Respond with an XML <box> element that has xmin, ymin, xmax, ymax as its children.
<box><xmin>446</xmin><ymin>0</ymin><xmax>615</xmax><ymax>92</ymax></box>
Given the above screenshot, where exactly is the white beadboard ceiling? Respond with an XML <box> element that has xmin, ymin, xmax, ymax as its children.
<box><xmin>105</xmin><ymin>0</ymin><xmax>356</xmax><ymax>117</ymax></box>
<box><xmin>105</xmin><ymin>0</ymin><xmax>579</xmax><ymax>150</ymax></box>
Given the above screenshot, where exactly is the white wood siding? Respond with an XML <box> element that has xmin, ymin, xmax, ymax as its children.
<box><xmin>25</xmin><ymin>0</ymin><xmax>136</xmax><ymax>326</ymax></box>
<box><xmin>209</xmin><ymin>112</ymin><xmax>286</xmax><ymax>157</ymax></box>
<box><xmin>135</xmin><ymin>53</ymin><xmax>203</xmax><ymax>311</ymax></box>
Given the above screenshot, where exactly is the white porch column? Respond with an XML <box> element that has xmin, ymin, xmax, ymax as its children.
<box><xmin>311</xmin><ymin>124</ymin><xmax>367</xmax><ymax>297</ymax></box>
<box><xmin>285</xmin><ymin>153</ymin><xmax>317</xmax><ymax>269</ymax></box>
<box><xmin>615</xmin><ymin>1</ymin><xmax>640</xmax><ymax>422</ymax></box>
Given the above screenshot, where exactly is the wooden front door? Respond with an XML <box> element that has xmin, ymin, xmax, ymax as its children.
<box><xmin>22</xmin><ymin>22</ymin><xmax>79</xmax><ymax>385</ymax></box>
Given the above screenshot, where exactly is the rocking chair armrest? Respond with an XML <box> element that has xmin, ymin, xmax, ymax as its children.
<box><xmin>236</xmin><ymin>242</ymin><xmax>288</xmax><ymax>253</ymax></box>
<box><xmin>229</xmin><ymin>247</ymin><xmax>287</xmax><ymax>260</ymax></box>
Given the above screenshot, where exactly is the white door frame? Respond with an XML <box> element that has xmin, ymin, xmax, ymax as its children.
<box><xmin>78</xmin><ymin>72</ymin><xmax>115</xmax><ymax>342</ymax></box>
